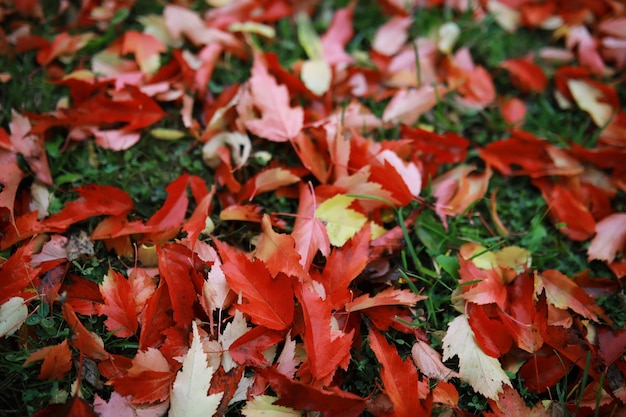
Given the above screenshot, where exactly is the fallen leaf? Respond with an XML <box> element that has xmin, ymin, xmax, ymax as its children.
<box><xmin>500</xmin><ymin>58</ymin><xmax>548</xmax><ymax>93</ymax></box>
<box><xmin>245</xmin><ymin>57</ymin><xmax>304</xmax><ymax>142</ymax></box>
<box><xmin>170</xmin><ymin>322</ymin><xmax>223</xmax><ymax>417</ymax></box>
<box><xmin>0</xmin><ymin>296</ymin><xmax>28</xmax><ymax>337</ymax></box>
<box><xmin>94</xmin><ymin>392</ymin><xmax>169</xmax><ymax>417</ymax></box>
<box><xmin>297</xmin><ymin>281</ymin><xmax>354</xmax><ymax>383</ymax></box>
<box><xmin>487</xmin><ymin>385</ymin><xmax>546</xmax><ymax>417</ymax></box>
<box><xmin>411</xmin><ymin>339</ymin><xmax>459</xmax><ymax>382</ymax></box>
<box><xmin>369</xmin><ymin>328</ymin><xmax>431</xmax><ymax>417</ymax></box>
<box><xmin>320</xmin><ymin>224</ymin><xmax>371</xmax><ymax>309</ymax></box>
<box><xmin>537</xmin><ymin>270</ymin><xmax>604</xmax><ymax>321</ymax></box>
<box><xmin>241</xmin><ymin>395</ymin><xmax>301</xmax><ymax>417</ymax></box>
<box><xmin>382</xmin><ymin>85</ymin><xmax>448</xmax><ymax>125</ymax></box>
<box><xmin>300</xmin><ymin>59</ymin><xmax>332</xmax><ymax>96</ymax></box>
<box><xmin>346</xmin><ymin>287</ymin><xmax>425</xmax><ymax>312</ymax></box>
<box><xmin>315</xmin><ymin>194</ymin><xmax>368</xmax><ymax>247</ymax></box>
<box><xmin>216</xmin><ymin>240</ymin><xmax>294</xmax><ymax>331</ymax></box>
<box><xmin>23</xmin><ymin>340</ymin><xmax>72</xmax><ymax>380</ymax></box>
<box><xmin>567</xmin><ymin>78</ymin><xmax>616</xmax><ymax>126</ymax></box>
<box><xmin>442</xmin><ymin>315</ymin><xmax>512</xmax><ymax>400</ymax></box>
<box><xmin>98</xmin><ymin>269</ymin><xmax>138</xmax><ymax>338</ymax></box>
<box><xmin>257</xmin><ymin>367</ymin><xmax>366</xmax><ymax>417</ymax></box>
<box><xmin>587</xmin><ymin>213</ymin><xmax>626</xmax><ymax>262</ymax></box>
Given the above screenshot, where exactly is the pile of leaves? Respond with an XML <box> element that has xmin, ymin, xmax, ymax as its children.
<box><xmin>1</xmin><ymin>0</ymin><xmax>625</xmax><ymax>415</ymax></box>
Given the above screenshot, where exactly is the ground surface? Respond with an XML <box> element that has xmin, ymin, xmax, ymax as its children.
<box><xmin>1</xmin><ymin>1</ymin><xmax>626</xmax><ymax>416</ymax></box>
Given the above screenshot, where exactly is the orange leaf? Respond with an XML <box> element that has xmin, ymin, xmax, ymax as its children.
<box><xmin>107</xmin><ymin>348</ymin><xmax>174</xmax><ymax>405</ymax></box>
<box><xmin>121</xmin><ymin>31</ymin><xmax>166</xmax><ymax>74</ymax></box>
<box><xmin>24</xmin><ymin>340</ymin><xmax>72</xmax><ymax>380</ymax></box>
<box><xmin>487</xmin><ymin>385</ymin><xmax>546</xmax><ymax>417</ymax></box>
<box><xmin>345</xmin><ymin>287</ymin><xmax>426</xmax><ymax>312</ymax></box>
<box><xmin>537</xmin><ymin>270</ymin><xmax>606</xmax><ymax>322</ymax></box>
<box><xmin>239</xmin><ymin>166</ymin><xmax>300</xmax><ymax>201</ymax></box>
<box><xmin>255</xmin><ymin>214</ymin><xmax>307</xmax><ymax>279</ymax></box>
<box><xmin>432</xmin><ymin>164</ymin><xmax>492</xmax><ymax>227</ymax></box>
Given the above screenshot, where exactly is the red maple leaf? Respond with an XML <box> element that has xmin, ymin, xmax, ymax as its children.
<box><xmin>257</xmin><ymin>367</ymin><xmax>366</xmax><ymax>417</ymax></box>
<box><xmin>157</xmin><ymin>244</ymin><xmax>203</xmax><ymax>330</ymax></box>
<box><xmin>216</xmin><ymin>239</ymin><xmax>294</xmax><ymax>331</ymax></box>
<box><xmin>500</xmin><ymin>57</ymin><xmax>548</xmax><ymax>93</ymax></box>
<box><xmin>98</xmin><ymin>269</ymin><xmax>138</xmax><ymax>338</ymax></box>
<box><xmin>296</xmin><ymin>281</ymin><xmax>354</xmax><ymax>384</ymax></box>
<box><xmin>319</xmin><ymin>224</ymin><xmax>371</xmax><ymax>310</ymax></box>
<box><xmin>138</xmin><ymin>281</ymin><xmax>174</xmax><ymax>351</ymax></box>
<box><xmin>228</xmin><ymin>326</ymin><xmax>285</xmax><ymax>367</ymax></box>
<box><xmin>368</xmin><ymin>328</ymin><xmax>432</xmax><ymax>417</ymax></box>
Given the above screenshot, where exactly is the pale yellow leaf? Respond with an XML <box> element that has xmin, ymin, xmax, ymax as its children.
<box><xmin>169</xmin><ymin>321</ymin><xmax>223</xmax><ymax>417</ymax></box>
<box><xmin>301</xmin><ymin>59</ymin><xmax>331</xmax><ymax>96</ymax></box>
<box><xmin>437</xmin><ymin>22</ymin><xmax>460</xmax><ymax>54</ymax></box>
<box><xmin>487</xmin><ymin>0</ymin><xmax>520</xmax><ymax>32</ymax></box>
<box><xmin>315</xmin><ymin>195</ymin><xmax>367</xmax><ymax>247</ymax></box>
<box><xmin>241</xmin><ymin>395</ymin><xmax>301</xmax><ymax>417</ymax></box>
<box><xmin>296</xmin><ymin>12</ymin><xmax>323</xmax><ymax>60</ymax></box>
<box><xmin>567</xmin><ymin>79</ymin><xmax>614</xmax><ymax>126</ymax></box>
<box><xmin>150</xmin><ymin>128</ymin><xmax>186</xmax><ymax>141</ymax></box>
<box><xmin>228</xmin><ymin>22</ymin><xmax>275</xmax><ymax>38</ymax></box>
<box><xmin>442</xmin><ymin>315</ymin><xmax>511</xmax><ymax>400</ymax></box>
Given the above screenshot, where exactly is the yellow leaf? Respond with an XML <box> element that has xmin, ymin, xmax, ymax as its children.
<box><xmin>150</xmin><ymin>128</ymin><xmax>186</xmax><ymax>140</ymax></box>
<box><xmin>296</xmin><ymin>12</ymin><xmax>323</xmax><ymax>60</ymax></box>
<box><xmin>370</xmin><ymin>221</ymin><xmax>387</xmax><ymax>239</ymax></box>
<box><xmin>315</xmin><ymin>195</ymin><xmax>367</xmax><ymax>247</ymax></box>
<box><xmin>241</xmin><ymin>395</ymin><xmax>301</xmax><ymax>416</ymax></box>
<box><xmin>229</xmin><ymin>22</ymin><xmax>275</xmax><ymax>38</ymax></box>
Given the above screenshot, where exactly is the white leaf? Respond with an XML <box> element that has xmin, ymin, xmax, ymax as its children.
<box><xmin>219</xmin><ymin>310</ymin><xmax>250</xmax><ymax>372</ymax></box>
<box><xmin>169</xmin><ymin>322</ymin><xmax>223</xmax><ymax>417</ymax></box>
<box><xmin>0</xmin><ymin>297</ymin><xmax>28</xmax><ymax>337</ymax></box>
<box><xmin>442</xmin><ymin>315</ymin><xmax>511</xmax><ymax>400</ymax></box>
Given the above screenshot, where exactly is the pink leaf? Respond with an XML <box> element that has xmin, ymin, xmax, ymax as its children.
<box><xmin>588</xmin><ymin>213</ymin><xmax>626</xmax><ymax>262</ymax></box>
<box><xmin>244</xmin><ymin>58</ymin><xmax>304</xmax><ymax>142</ymax></box>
